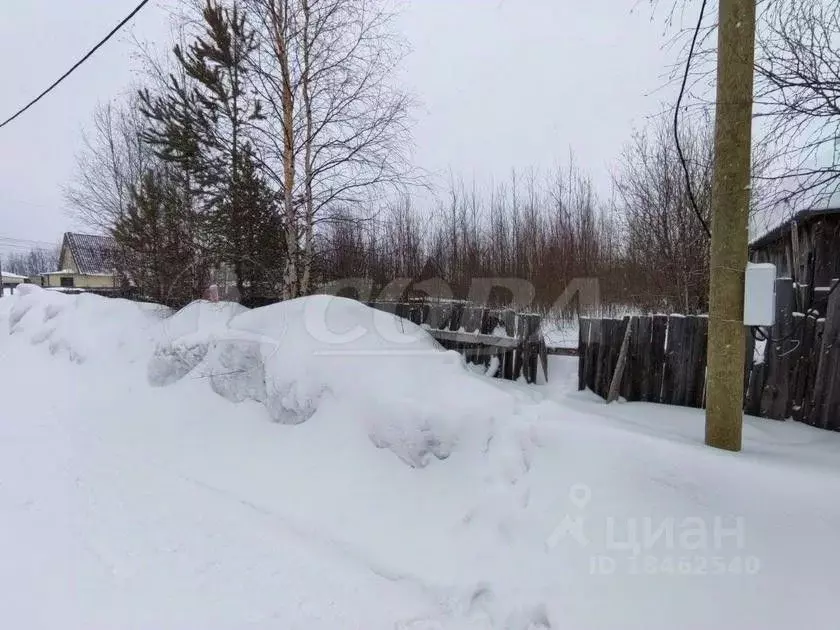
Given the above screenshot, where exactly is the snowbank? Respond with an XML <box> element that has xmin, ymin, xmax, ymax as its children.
<box><xmin>153</xmin><ymin>295</ymin><xmax>518</xmax><ymax>467</ymax></box>
<box><xmin>3</xmin><ymin>288</ymin><xmax>521</xmax><ymax>468</ymax></box>
<box><xmin>6</xmin><ymin>285</ymin><xmax>168</xmax><ymax>365</ymax></box>
<box><xmin>147</xmin><ymin>300</ymin><xmax>247</xmax><ymax>386</ymax></box>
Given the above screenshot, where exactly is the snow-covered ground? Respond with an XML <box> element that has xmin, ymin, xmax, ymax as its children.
<box><xmin>2</xmin><ymin>287</ymin><xmax>839</xmax><ymax>629</ymax></box>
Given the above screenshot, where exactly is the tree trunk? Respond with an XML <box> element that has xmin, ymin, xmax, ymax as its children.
<box><xmin>271</xmin><ymin>0</ymin><xmax>299</xmax><ymax>300</ymax></box>
<box><xmin>300</xmin><ymin>0</ymin><xmax>315</xmax><ymax>296</ymax></box>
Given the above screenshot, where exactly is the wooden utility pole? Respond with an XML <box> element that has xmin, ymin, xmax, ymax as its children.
<box><xmin>705</xmin><ymin>0</ymin><xmax>757</xmax><ymax>452</ymax></box>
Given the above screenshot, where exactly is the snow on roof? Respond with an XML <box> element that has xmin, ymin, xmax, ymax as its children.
<box><xmin>1</xmin><ymin>271</ymin><xmax>27</xmax><ymax>280</ymax></box>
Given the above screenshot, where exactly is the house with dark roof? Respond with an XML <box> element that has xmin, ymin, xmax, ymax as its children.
<box><xmin>750</xmin><ymin>207</ymin><xmax>840</xmax><ymax>315</ymax></box>
<box><xmin>31</xmin><ymin>232</ymin><xmax>120</xmax><ymax>292</ymax></box>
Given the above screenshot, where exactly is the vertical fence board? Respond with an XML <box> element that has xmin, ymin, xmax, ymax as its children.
<box><xmin>760</xmin><ymin>278</ymin><xmax>796</xmax><ymax>420</ymax></box>
<box><xmin>513</xmin><ymin>314</ymin><xmax>525</xmax><ymax>381</ymax></box>
<box><xmin>479</xmin><ymin>308</ymin><xmax>495</xmax><ymax>371</ymax></box>
<box><xmin>519</xmin><ymin>314</ymin><xmax>541</xmax><ymax>384</ymax></box>
<box><xmin>601</xmin><ymin>319</ymin><xmax>616</xmax><ymax>399</ymax></box>
<box><xmin>531</xmin><ymin>314</ymin><xmax>543</xmax><ymax>384</ymax></box>
<box><xmin>578</xmin><ymin>318</ymin><xmax>591</xmax><ymax>391</ymax></box>
<box><xmin>600</xmin><ymin>320</ymin><xmax>619</xmax><ymax>398</ymax></box>
<box><xmin>587</xmin><ymin>319</ymin><xmax>600</xmax><ymax>392</ymax></box>
<box><xmin>686</xmin><ymin>317</ymin><xmax>709</xmax><ymax>408</ymax></box>
<box><xmin>812</xmin><ymin>289</ymin><xmax>840</xmax><ymax>429</ymax></box>
<box><xmin>608</xmin><ymin>318</ymin><xmax>629</xmax><ymax>398</ymax></box>
<box><xmin>663</xmin><ymin>316</ymin><xmax>685</xmax><ymax>406</ymax></box>
<box><xmin>593</xmin><ymin>320</ymin><xmax>609</xmax><ymax>397</ymax></box>
<box><xmin>802</xmin><ymin>319</ymin><xmax>826</xmax><ymax>425</ymax></box>
<box><xmin>502</xmin><ymin>309</ymin><xmax>516</xmax><ymax>381</ymax></box>
<box><xmin>513</xmin><ymin>315</ymin><xmax>528</xmax><ymax>381</ymax></box>
<box><xmin>743</xmin><ymin>328</ymin><xmax>756</xmax><ymax>402</ymax></box>
<box><xmin>745</xmin><ymin>361</ymin><xmax>766</xmax><ymax>416</ymax></box>
<box><xmin>675</xmin><ymin>317</ymin><xmax>694</xmax><ymax>406</ymax></box>
<box><xmin>650</xmin><ymin>316</ymin><xmax>668</xmax><ymax>403</ymax></box>
<box><xmin>636</xmin><ymin>316</ymin><xmax>653</xmax><ymax>402</ymax></box>
<box><xmin>621</xmin><ymin>316</ymin><xmax>640</xmax><ymax>401</ymax></box>
<box><xmin>791</xmin><ymin>314</ymin><xmax>817</xmax><ymax>421</ymax></box>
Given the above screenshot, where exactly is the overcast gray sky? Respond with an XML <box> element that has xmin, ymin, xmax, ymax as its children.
<box><xmin>0</xmin><ymin>0</ymin><xmax>677</xmax><ymax>247</ymax></box>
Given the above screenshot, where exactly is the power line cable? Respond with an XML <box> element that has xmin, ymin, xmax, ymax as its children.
<box><xmin>0</xmin><ymin>234</ymin><xmax>59</xmax><ymax>245</ymax></box>
<box><xmin>0</xmin><ymin>0</ymin><xmax>152</xmax><ymax>130</ymax></box>
<box><xmin>674</xmin><ymin>0</ymin><xmax>712</xmax><ymax>239</ymax></box>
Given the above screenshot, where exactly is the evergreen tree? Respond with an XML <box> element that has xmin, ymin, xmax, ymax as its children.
<box><xmin>208</xmin><ymin>150</ymin><xmax>286</xmax><ymax>299</ymax></box>
<box><xmin>141</xmin><ymin>0</ymin><xmax>278</xmax><ymax>300</ymax></box>
<box><xmin>114</xmin><ymin>169</ymin><xmax>209</xmax><ymax>306</ymax></box>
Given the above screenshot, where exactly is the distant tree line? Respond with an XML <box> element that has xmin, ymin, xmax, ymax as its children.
<box><xmin>62</xmin><ymin>0</ymin><xmax>826</xmax><ymax>314</ymax></box>
<box><xmin>317</xmin><ymin>116</ymin><xmax>718</xmax><ymax>314</ymax></box>
<box><xmin>2</xmin><ymin>247</ymin><xmax>59</xmax><ymax>277</ymax></box>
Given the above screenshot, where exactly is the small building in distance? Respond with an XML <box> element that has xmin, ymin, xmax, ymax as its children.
<box><xmin>750</xmin><ymin>207</ymin><xmax>840</xmax><ymax>315</ymax></box>
<box><xmin>30</xmin><ymin>232</ymin><xmax>120</xmax><ymax>293</ymax></box>
<box><xmin>1</xmin><ymin>270</ymin><xmax>27</xmax><ymax>295</ymax></box>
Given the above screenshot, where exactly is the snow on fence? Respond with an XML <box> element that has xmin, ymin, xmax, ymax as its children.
<box><xmin>578</xmin><ymin>278</ymin><xmax>840</xmax><ymax>429</ymax></box>
<box><xmin>367</xmin><ymin>301</ymin><xmax>548</xmax><ymax>383</ymax></box>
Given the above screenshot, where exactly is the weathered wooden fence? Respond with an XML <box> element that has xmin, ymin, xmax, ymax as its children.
<box><xmin>578</xmin><ymin>278</ymin><xmax>840</xmax><ymax>430</ymax></box>
<box><xmin>578</xmin><ymin>314</ymin><xmax>709</xmax><ymax>408</ymax></box>
<box><xmin>748</xmin><ymin>278</ymin><xmax>840</xmax><ymax>428</ymax></box>
<box><xmin>368</xmin><ymin>301</ymin><xmax>548</xmax><ymax>384</ymax></box>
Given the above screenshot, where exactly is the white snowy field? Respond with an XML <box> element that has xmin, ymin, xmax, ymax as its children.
<box><xmin>1</xmin><ymin>287</ymin><xmax>840</xmax><ymax>629</ymax></box>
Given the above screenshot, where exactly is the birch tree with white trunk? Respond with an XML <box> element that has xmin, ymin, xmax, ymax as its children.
<box><xmin>246</xmin><ymin>0</ymin><xmax>414</xmax><ymax>298</ymax></box>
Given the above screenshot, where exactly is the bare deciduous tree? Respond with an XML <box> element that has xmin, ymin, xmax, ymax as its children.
<box><xmin>662</xmin><ymin>0</ymin><xmax>840</xmax><ymax>211</ymax></box>
<box><xmin>313</xmin><ymin>164</ymin><xmax>627</xmax><ymax>312</ymax></box>
<box><xmin>755</xmin><ymin>0</ymin><xmax>840</xmax><ymax>207</ymax></box>
<box><xmin>3</xmin><ymin>246</ymin><xmax>60</xmax><ymax>276</ymax></box>
<box><xmin>65</xmin><ymin>97</ymin><xmax>153</xmax><ymax>232</ymax></box>
<box><xmin>247</xmin><ymin>0</ymin><xmax>415</xmax><ymax>298</ymax></box>
<box><xmin>615</xmin><ymin>117</ymin><xmax>714</xmax><ymax>312</ymax></box>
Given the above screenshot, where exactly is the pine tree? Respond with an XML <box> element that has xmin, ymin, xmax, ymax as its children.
<box><xmin>208</xmin><ymin>149</ymin><xmax>285</xmax><ymax>299</ymax></box>
<box><xmin>141</xmin><ymin>0</ymin><xmax>278</xmax><ymax>300</ymax></box>
<box><xmin>114</xmin><ymin>169</ymin><xmax>209</xmax><ymax>306</ymax></box>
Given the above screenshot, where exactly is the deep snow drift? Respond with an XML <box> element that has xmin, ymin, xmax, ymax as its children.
<box><xmin>2</xmin><ymin>286</ymin><xmax>840</xmax><ymax>629</ymax></box>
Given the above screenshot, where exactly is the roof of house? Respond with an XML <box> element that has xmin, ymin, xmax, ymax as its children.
<box><xmin>750</xmin><ymin>207</ymin><xmax>840</xmax><ymax>250</ymax></box>
<box><xmin>64</xmin><ymin>232</ymin><xmax>118</xmax><ymax>275</ymax></box>
<box><xmin>1</xmin><ymin>271</ymin><xmax>27</xmax><ymax>281</ymax></box>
